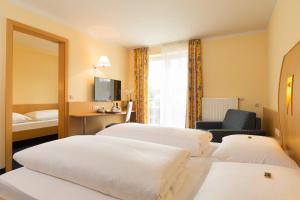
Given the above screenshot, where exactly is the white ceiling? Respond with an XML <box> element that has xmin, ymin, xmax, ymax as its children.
<box><xmin>11</xmin><ymin>0</ymin><xmax>276</xmax><ymax>47</ymax></box>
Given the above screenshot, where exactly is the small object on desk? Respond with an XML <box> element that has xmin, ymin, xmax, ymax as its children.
<box><xmin>97</xmin><ymin>107</ymin><xmax>105</xmax><ymax>113</ymax></box>
<box><xmin>105</xmin><ymin>101</ymin><xmax>133</xmax><ymax>128</ymax></box>
<box><xmin>248</xmin><ymin>136</ymin><xmax>252</xmax><ymax>139</ymax></box>
<box><xmin>264</xmin><ymin>172</ymin><xmax>272</xmax><ymax>179</ymax></box>
<box><xmin>111</xmin><ymin>102</ymin><xmax>121</xmax><ymax>113</ymax></box>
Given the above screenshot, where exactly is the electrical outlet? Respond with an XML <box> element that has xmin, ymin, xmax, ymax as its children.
<box><xmin>275</xmin><ymin>128</ymin><xmax>281</xmax><ymax>137</ymax></box>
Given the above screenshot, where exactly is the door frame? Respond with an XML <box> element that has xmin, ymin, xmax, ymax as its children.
<box><xmin>5</xmin><ymin>19</ymin><xmax>69</xmax><ymax>171</ymax></box>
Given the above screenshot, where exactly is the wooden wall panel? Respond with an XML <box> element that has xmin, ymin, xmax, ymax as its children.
<box><xmin>278</xmin><ymin>41</ymin><xmax>300</xmax><ymax>165</ymax></box>
<box><xmin>263</xmin><ymin>107</ymin><xmax>281</xmax><ymax>145</ymax></box>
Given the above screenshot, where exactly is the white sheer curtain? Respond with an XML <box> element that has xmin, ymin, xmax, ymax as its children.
<box><xmin>148</xmin><ymin>42</ymin><xmax>188</xmax><ymax>128</ymax></box>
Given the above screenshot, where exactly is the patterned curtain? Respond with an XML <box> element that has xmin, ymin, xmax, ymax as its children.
<box><xmin>186</xmin><ymin>39</ymin><xmax>203</xmax><ymax>128</ymax></box>
<box><xmin>134</xmin><ymin>48</ymin><xmax>149</xmax><ymax>123</ymax></box>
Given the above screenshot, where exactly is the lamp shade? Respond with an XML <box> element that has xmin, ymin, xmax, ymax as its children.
<box><xmin>95</xmin><ymin>56</ymin><xmax>111</xmax><ymax>67</ymax></box>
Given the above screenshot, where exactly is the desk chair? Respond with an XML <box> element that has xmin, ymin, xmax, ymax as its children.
<box><xmin>105</xmin><ymin>101</ymin><xmax>133</xmax><ymax>128</ymax></box>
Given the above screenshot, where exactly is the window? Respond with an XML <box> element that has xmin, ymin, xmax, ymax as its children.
<box><xmin>148</xmin><ymin>43</ymin><xmax>188</xmax><ymax>128</ymax></box>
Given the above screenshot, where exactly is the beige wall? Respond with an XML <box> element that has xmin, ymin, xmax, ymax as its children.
<box><xmin>202</xmin><ymin>31</ymin><xmax>268</xmax><ymax>117</ymax></box>
<box><xmin>267</xmin><ymin>0</ymin><xmax>300</xmax><ymax>110</ymax></box>
<box><xmin>0</xmin><ymin>0</ymin><xmax>129</xmax><ymax>168</ymax></box>
<box><xmin>13</xmin><ymin>42</ymin><xmax>58</xmax><ymax>104</ymax></box>
<box><xmin>129</xmin><ymin>31</ymin><xmax>268</xmax><ymax>117</ymax></box>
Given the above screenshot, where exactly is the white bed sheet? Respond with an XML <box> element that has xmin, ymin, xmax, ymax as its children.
<box><xmin>0</xmin><ymin>143</ymin><xmax>220</xmax><ymax>200</ymax></box>
<box><xmin>195</xmin><ymin>162</ymin><xmax>300</xmax><ymax>200</ymax></box>
<box><xmin>12</xmin><ymin>119</ymin><xmax>58</xmax><ymax>132</ymax></box>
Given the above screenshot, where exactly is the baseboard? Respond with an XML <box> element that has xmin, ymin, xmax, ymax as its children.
<box><xmin>0</xmin><ymin>168</ymin><xmax>5</xmax><ymax>175</ymax></box>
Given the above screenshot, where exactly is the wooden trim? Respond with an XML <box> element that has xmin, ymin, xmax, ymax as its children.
<box><xmin>5</xmin><ymin>20</ymin><xmax>13</xmax><ymax>172</ymax></box>
<box><xmin>9</xmin><ymin>20</ymin><xmax>68</xmax><ymax>43</ymax></box>
<box><xmin>13</xmin><ymin>104</ymin><xmax>58</xmax><ymax>114</ymax></box>
<box><xmin>5</xmin><ymin>19</ymin><xmax>68</xmax><ymax>171</ymax></box>
<box><xmin>13</xmin><ymin>127</ymin><xmax>58</xmax><ymax>142</ymax></box>
<box><xmin>70</xmin><ymin>112</ymin><xmax>128</xmax><ymax>117</ymax></box>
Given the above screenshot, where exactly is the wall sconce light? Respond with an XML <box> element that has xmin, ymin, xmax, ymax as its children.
<box><xmin>93</xmin><ymin>56</ymin><xmax>111</xmax><ymax>73</ymax></box>
<box><xmin>286</xmin><ymin>75</ymin><xmax>294</xmax><ymax>115</ymax></box>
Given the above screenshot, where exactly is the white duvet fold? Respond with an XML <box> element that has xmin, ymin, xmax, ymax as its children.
<box><xmin>0</xmin><ymin>179</ymin><xmax>37</xmax><ymax>200</ymax></box>
<box><xmin>97</xmin><ymin>123</ymin><xmax>212</xmax><ymax>156</ymax></box>
<box><xmin>13</xmin><ymin>135</ymin><xmax>190</xmax><ymax>200</ymax></box>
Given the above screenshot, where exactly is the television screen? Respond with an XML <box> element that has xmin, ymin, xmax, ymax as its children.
<box><xmin>94</xmin><ymin>78</ymin><xmax>121</xmax><ymax>101</ymax></box>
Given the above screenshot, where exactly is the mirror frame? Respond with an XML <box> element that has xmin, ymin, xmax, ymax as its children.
<box><xmin>5</xmin><ymin>19</ymin><xmax>69</xmax><ymax>171</ymax></box>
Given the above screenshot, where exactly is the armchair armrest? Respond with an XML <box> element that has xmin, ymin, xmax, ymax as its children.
<box><xmin>195</xmin><ymin>121</ymin><xmax>223</xmax><ymax>130</ymax></box>
<box><xmin>209</xmin><ymin>129</ymin><xmax>266</xmax><ymax>143</ymax></box>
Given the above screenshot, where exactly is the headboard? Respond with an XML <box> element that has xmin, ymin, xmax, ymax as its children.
<box><xmin>278</xmin><ymin>41</ymin><xmax>300</xmax><ymax>165</ymax></box>
<box><xmin>13</xmin><ymin>104</ymin><xmax>58</xmax><ymax>114</ymax></box>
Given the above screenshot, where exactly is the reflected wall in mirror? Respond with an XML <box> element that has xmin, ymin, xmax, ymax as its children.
<box><xmin>6</xmin><ymin>20</ymin><xmax>68</xmax><ymax>172</ymax></box>
<box><xmin>13</xmin><ymin>32</ymin><xmax>59</xmax><ymax>104</ymax></box>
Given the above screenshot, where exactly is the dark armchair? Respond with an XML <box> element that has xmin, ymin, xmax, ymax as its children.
<box><xmin>196</xmin><ymin>109</ymin><xmax>265</xmax><ymax>143</ymax></box>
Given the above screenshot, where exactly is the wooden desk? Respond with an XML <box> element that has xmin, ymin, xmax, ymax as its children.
<box><xmin>70</xmin><ymin>112</ymin><xmax>127</xmax><ymax>135</ymax></box>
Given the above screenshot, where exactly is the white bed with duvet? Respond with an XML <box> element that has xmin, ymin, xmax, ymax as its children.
<box><xmin>12</xmin><ymin>110</ymin><xmax>59</xmax><ymax>142</ymax></box>
<box><xmin>12</xmin><ymin>119</ymin><xmax>58</xmax><ymax>132</ymax></box>
<box><xmin>0</xmin><ymin>154</ymin><xmax>217</xmax><ymax>200</ymax></box>
<box><xmin>12</xmin><ymin>110</ymin><xmax>58</xmax><ymax>132</ymax></box>
<box><xmin>0</xmin><ymin>123</ymin><xmax>300</xmax><ymax>200</ymax></box>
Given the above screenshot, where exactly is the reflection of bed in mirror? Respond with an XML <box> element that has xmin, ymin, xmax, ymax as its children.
<box><xmin>12</xmin><ymin>104</ymin><xmax>58</xmax><ymax>142</ymax></box>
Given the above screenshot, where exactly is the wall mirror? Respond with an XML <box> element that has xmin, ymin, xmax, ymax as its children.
<box><xmin>5</xmin><ymin>20</ymin><xmax>68</xmax><ymax>171</ymax></box>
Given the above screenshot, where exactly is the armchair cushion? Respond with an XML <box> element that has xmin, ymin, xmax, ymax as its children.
<box><xmin>222</xmin><ymin>109</ymin><xmax>256</xmax><ymax>130</ymax></box>
<box><xmin>195</xmin><ymin>121</ymin><xmax>223</xmax><ymax>130</ymax></box>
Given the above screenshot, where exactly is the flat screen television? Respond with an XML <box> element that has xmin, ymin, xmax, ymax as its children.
<box><xmin>94</xmin><ymin>77</ymin><xmax>121</xmax><ymax>101</ymax></box>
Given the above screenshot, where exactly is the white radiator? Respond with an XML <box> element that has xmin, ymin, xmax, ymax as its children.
<box><xmin>202</xmin><ymin>98</ymin><xmax>239</xmax><ymax>121</ymax></box>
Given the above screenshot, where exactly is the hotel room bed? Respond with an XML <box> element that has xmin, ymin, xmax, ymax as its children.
<box><xmin>12</xmin><ymin>105</ymin><xmax>59</xmax><ymax>142</ymax></box>
<box><xmin>0</xmin><ymin>130</ymin><xmax>218</xmax><ymax>200</ymax></box>
<box><xmin>1</xmin><ymin>135</ymin><xmax>300</xmax><ymax>200</ymax></box>
<box><xmin>12</xmin><ymin>119</ymin><xmax>58</xmax><ymax>132</ymax></box>
<box><xmin>1</xmin><ymin>123</ymin><xmax>299</xmax><ymax>200</ymax></box>
<box><xmin>0</xmin><ymin>156</ymin><xmax>217</xmax><ymax>200</ymax></box>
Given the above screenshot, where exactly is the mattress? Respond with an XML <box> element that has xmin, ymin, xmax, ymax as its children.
<box><xmin>0</xmin><ymin>143</ymin><xmax>220</xmax><ymax>200</ymax></box>
<box><xmin>12</xmin><ymin>119</ymin><xmax>58</xmax><ymax>132</ymax></box>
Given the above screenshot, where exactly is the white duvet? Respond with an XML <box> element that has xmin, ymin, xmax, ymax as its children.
<box><xmin>97</xmin><ymin>123</ymin><xmax>212</xmax><ymax>156</ymax></box>
<box><xmin>14</xmin><ymin>135</ymin><xmax>190</xmax><ymax>200</ymax></box>
<box><xmin>0</xmin><ymin>179</ymin><xmax>37</xmax><ymax>200</ymax></box>
<box><xmin>195</xmin><ymin>162</ymin><xmax>300</xmax><ymax>200</ymax></box>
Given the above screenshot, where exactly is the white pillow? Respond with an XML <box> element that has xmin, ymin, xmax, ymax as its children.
<box><xmin>97</xmin><ymin>123</ymin><xmax>213</xmax><ymax>157</ymax></box>
<box><xmin>212</xmin><ymin>135</ymin><xmax>299</xmax><ymax>169</ymax></box>
<box><xmin>25</xmin><ymin>109</ymin><xmax>58</xmax><ymax>121</ymax></box>
<box><xmin>196</xmin><ymin>162</ymin><xmax>300</xmax><ymax>200</ymax></box>
<box><xmin>12</xmin><ymin>112</ymin><xmax>32</xmax><ymax>124</ymax></box>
